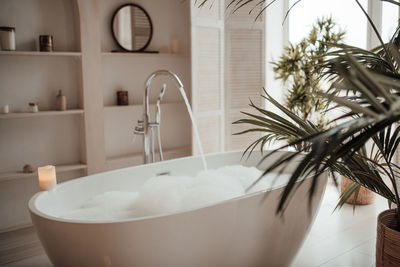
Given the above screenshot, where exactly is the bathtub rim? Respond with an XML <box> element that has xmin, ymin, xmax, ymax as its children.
<box><xmin>28</xmin><ymin>150</ymin><xmax>323</xmax><ymax>225</ymax></box>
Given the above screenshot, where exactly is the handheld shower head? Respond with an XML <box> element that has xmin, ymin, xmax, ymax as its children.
<box><xmin>156</xmin><ymin>83</ymin><xmax>166</xmax><ymax>123</ymax></box>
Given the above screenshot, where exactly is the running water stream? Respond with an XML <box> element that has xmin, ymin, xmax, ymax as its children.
<box><xmin>178</xmin><ymin>86</ymin><xmax>208</xmax><ymax>171</ymax></box>
<box><xmin>57</xmin><ymin>86</ymin><xmax>289</xmax><ymax>221</ymax></box>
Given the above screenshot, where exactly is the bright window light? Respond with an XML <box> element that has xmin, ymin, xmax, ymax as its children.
<box><xmin>288</xmin><ymin>0</ymin><xmax>368</xmax><ymax>48</ymax></box>
<box><xmin>382</xmin><ymin>2</ymin><xmax>399</xmax><ymax>43</ymax></box>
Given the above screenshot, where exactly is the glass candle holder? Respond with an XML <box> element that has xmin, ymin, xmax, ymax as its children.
<box><xmin>117</xmin><ymin>91</ymin><xmax>129</xmax><ymax>105</ymax></box>
<box><xmin>0</xmin><ymin>27</ymin><xmax>16</xmax><ymax>51</ymax></box>
<box><xmin>39</xmin><ymin>35</ymin><xmax>53</xmax><ymax>52</ymax></box>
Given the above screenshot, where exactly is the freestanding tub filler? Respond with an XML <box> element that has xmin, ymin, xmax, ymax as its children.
<box><xmin>29</xmin><ymin>150</ymin><xmax>327</xmax><ymax>267</ymax></box>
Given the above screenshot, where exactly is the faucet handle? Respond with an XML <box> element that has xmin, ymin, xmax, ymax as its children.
<box><xmin>134</xmin><ymin>120</ymin><xmax>144</xmax><ymax>135</ymax></box>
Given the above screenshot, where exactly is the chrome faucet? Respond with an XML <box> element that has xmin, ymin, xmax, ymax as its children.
<box><xmin>135</xmin><ymin>70</ymin><xmax>185</xmax><ymax>164</ymax></box>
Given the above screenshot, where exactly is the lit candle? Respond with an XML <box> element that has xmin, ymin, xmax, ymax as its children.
<box><xmin>38</xmin><ymin>165</ymin><xmax>57</xmax><ymax>191</ymax></box>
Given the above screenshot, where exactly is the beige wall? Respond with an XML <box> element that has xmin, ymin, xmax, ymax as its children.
<box><xmin>0</xmin><ymin>0</ymin><xmax>191</xmax><ymax>231</ymax></box>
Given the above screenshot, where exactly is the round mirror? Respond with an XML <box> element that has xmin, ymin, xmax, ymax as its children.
<box><xmin>111</xmin><ymin>4</ymin><xmax>153</xmax><ymax>52</ymax></box>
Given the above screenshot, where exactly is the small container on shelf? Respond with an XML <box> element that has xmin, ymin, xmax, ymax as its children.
<box><xmin>28</xmin><ymin>102</ymin><xmax>39</xmax><ymax>113</ymax></box>
<box><xmin>170</xmin><ymin>37</ymin><xmax>180</xmax><ymax>54</ymax></box>
<box><xmin>56</xmin><ymin>90</ymin><xmax>67</xmax><ymax>111</ymax></box>
<box><xmin>39</xmin><ymin>35</ymin><xmax>53</xmax><ymax>52</ymax></box>
<box><xmin>23</xmin><ymin>164</ymin><xmax>34</xmax><ymax>173</ymax></box>
<box><xmin>0</xmin><ymin>26</ymin><xmax>16</xmax><ymax>51</ymax></box>
<box><xmin>117</xmin><ymin>91</ymin><xmax>129</xmax><ymax>105</ymax></box>
<box><xmin>0</xmin><ymin>104</ymin><xmax>9</xmax><ymax>114</ymax></box>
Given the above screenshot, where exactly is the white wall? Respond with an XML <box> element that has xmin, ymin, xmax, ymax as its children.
<box><xmin>0</xmin><ymin>0</ymin><xmax>192</xmax><ymax>230</ymax></box>
<box><xmin>101</xmin><ymin>0</ymin><xmax>190</xmax><ymax>55</ymax></box>
<box><xmin>0</xmin><ymin>0</ymin><xmax>83</xmax><ymax>230</ymax></box>
<box><xmin>0</xmin><ymin>0</ymin><xmax>79</xmax><ymax>52</ymax></box>
<box><xmin>101</xmin><ymin>0</ymin><xmax>192</xmax><ymax>169</ymax></box>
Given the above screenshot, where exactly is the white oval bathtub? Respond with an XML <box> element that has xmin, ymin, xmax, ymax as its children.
<box><xmin>29</xmin><ymin>150</ymin><xmax>327</xmax><ymax>267</ymax></box>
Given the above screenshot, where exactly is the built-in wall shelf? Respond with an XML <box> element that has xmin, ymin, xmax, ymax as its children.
<box><xmin>0</xmin><ymin>0</ymin><xmax>192</xmax><ymax>231</ymax></box>
<box><xmin>103</xmin><ymin>104</ymin><xmax>142</xmax><ymax>110</ymax></box>
<box><xmin>0</xmin><ymin>163</ymin><xmax>87</xmax><ymax>183</ymax></box>
<box><xmin>107</xmin><ymin>146</ymin><xmax>190</xmax><ymax>161</ymax></box>
<box><xmin>103</xmin><ymin>102</ymin><xmax>184</xmax><ymax>111</ymax></box>
<box><xmin>0</xmin><ymin>51</ymin><xmax>82</xmax><ymax>57</ymax></box>
<box><xmin>0</xmin><ymin>109</ymin><xmax>84</xmax><ymax>119</ymax></box>
<box><xmin>101</xmin><ymin>52</ymin><xmax>185</xmax><ymax>58</ymax></box>
<box><xmin>106</xmin><ymin>146</ymin><xmax>191</xmax><ymax>171</ymax></box>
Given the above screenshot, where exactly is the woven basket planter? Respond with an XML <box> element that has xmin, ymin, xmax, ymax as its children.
<box><xmin>340</xmin><ymin>176</ymin><xmax>375</xmax><ymax>205</ymax></box>
<box><xmin>376</xmin><ymin>209</ymin><xmax>400</xmax><ymax>266</ymax></box>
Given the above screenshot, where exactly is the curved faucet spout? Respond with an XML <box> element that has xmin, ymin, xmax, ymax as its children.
<box><xmin>145</xmin><ymin>70</ymin><xmax>184</xmax><ymax>90</ymax></box>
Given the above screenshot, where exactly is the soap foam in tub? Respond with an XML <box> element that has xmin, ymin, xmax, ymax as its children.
<box><xmin>60</xmin><ymin>165</ymin><xmax>283</xmax><ymax>220</ymax></box>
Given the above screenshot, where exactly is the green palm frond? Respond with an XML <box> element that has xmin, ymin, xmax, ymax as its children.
<box><xmin>335</xmin><ymin>181</ymin><xmax>361</xmax><ymax>212</ymax></box>
<box><xmin>236</xmin><ymin>50</ymin><xmax>400</xmax><ymax>213</ymax></box>
<box><xmin>233</xmin><ymin>89</ymin><xmax>319</xmax><ymax>152</ymax></box>
<box><xmin>198</xmin><ymin>0</ymin><xmax>400</xmax><ymax>218</ymax></box>
<box><xmin>263</xmin><ymin>51</ymin><xmax>400</xmax><ymax>212</ymax></box>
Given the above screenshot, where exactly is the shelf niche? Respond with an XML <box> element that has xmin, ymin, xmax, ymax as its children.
<box><xmin>0</xmin><ymin>110</ymin><xmax>84</xmax><ymax>119</ymax></box>
<box><xmin>0</xmin><ymin>163</ymin><xmax>87</xmax><ymax>183</ymax></box>
<box><xmin>0</xmin><ymin>0</ymin><xmax>80</xmax><ymax>52</ymax></box>
<box><xmin>0</xmin><ymin>0</ymin><xmax>85</xmax><ymax>232</ymax></box>
<box><xmin>0</xmin><ymin>51</ymin><xmax>82</xmax><ymax>57</ymax></box>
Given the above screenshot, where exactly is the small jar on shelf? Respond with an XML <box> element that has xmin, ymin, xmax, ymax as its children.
<box><xmin>28</xmin><ymin>102</ymin><xmax>39</xmax><ymax>113</ymax></box>
<box><xmin>39</xmin><ymin>35</ymin><xmax>53</xmax><ymax>52</ymax></box>
<box><xmin>0</xmin><ymin>26</ymin><xmax>16</xmax><ymax>51</ymax></box>
<box><xmin>117</xmin><ymin>91</ymin><xmax>129</xmax><ymax>105</ymax></box>
<box><xmin>0</xmin><ymin>104</ymin><xmax>9</xmax><ymax>114</ymax></box>
<box><xmin>56</xmin><ymin>90</ymin><xmax>67</xmax><ymax>111</ymax></box>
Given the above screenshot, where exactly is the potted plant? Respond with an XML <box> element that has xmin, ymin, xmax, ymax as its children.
<box><xmin>271</xmin><ymin>16</ymin><xmax>344</xmax><ymax>131</ymax></box>
<box><xmin>236</xmin><ymin>34</ymin><xmax>400</xmax><ymax>265</ymax></box>
<box><xmin>199</xmin><ymin>0</ymin><xmax>400</xmax><ymax>265</ymax></box>
<box><xmin>269</xmin><ymin>16</ymin><xmax>376</xmax><ymax>205</ymax></box>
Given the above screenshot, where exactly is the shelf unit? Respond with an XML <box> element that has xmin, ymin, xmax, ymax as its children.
<box><xmin>103</xmin><ymin>101</ymin><xmax>183</xmax><ymax>110</ymax></box>
<box><xmin>0</xmin><ymin>51</ymin><xmax>81</xmax><ymax>57</ymax></box>
<box><xmin>106</xmin><ymin>146</ymin><xmax>191</xmax><ymax>170</ymax></box>
<box><xmin>0</xmin><ymin>0</ymin><xmax>193</xmax><ymax>232</ymax></box>
<box><xmin>0</xmin><ymin>163</ymin><xmax>87</xmax><ymax>183</ymax></box>
<box><xmin>101</xmin><ymin>52</ymin><xmax>185</xmax><ymax>58</ymax></box>
<box><xmin>100</xmin><ymin>0</ymin><xmax>192</xmax><ymax>170</ymax></box>
<box><xmin>0</xmin><ymin>109</ymin><xmax>84</xmax><ymax>119</ymax></box>
<box><xmin>0</xmin><ymin>0</ymin><xmax>89</xmax><ymax>232</ymax></box>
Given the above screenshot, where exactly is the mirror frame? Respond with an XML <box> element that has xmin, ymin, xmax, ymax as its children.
<box><xmin>111</xmin><ymin>3</ymin><xmax>153</xmax><ymax>52</ymax></box>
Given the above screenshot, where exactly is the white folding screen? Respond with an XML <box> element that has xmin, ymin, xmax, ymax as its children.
<box><xmin>224</xmin><ymin>3</ymin><xmax>265</xmax><ymax>150</ymax></box>
<box><xmin>191</xmin><ymin>0</ymin><xmax>266</xmax><ymax>153</ymax></box>
<box><xmin>191</xmin><ymin>0</ymin><xmax>225</xmax><ymax>154</ymax></box>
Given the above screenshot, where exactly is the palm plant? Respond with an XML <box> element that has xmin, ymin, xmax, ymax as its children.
<box><xmin>231</xmin><ymin>0</ymin><xmax>400</xmax><ymax>223</ymax></box>
<box><xmin>196</xmin><ymin>0</ymin><xmax>400</xmax><ymax>263</ymax></box>
<box><xmin>272</xmin><ymin>17</ymin><xmax>345</xmax><ymax>130</ymax></box>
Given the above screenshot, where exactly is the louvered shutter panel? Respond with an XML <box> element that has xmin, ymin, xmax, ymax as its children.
<box><xmin>191</xmin><ymin>0</ymin><xmax>225</xmax><ymax>154</ymax></box>
<box><xmin>225</xmin><ymin>3</ymin><xmax>265</xmax><ymax>150</ymax></box>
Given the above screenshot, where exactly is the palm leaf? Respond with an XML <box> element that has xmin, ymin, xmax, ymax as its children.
<box><xmin>198</xmin><ymin>0</ymin><xmax>400</xmax><ymax>217</ymax></box>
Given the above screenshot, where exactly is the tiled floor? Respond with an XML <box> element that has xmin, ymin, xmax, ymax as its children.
<box><xmin>5</xmin><ymin>181</ymin><xmax>388</xmax><ymax>267</ymax></box>
<box><xmin>291</xmin><ymin>182</ymin><xmax>387</xmax><ymax>267</ymax></box>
